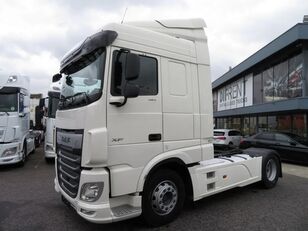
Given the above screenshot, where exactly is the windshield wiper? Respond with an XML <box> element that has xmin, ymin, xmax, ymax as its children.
<box><xmin>59</xmin><ymin>92</ymin><xmax>90</xmax><ymax>109</ymax></box>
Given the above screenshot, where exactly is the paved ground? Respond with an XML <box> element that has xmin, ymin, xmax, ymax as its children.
<box><xmin>1</xmin><ymin>147</ymin><xmax>308</xmax><ymax>231</ymax></box>
<box><xmin>282</xmin><ymin>163</ymin><xmax>308</xmax><ymax>179</ymax></box>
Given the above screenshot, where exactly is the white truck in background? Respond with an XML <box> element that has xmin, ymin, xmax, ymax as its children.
<box><xmin>53</xmin><ymin>18</ymin><xmax>282</xmax><ymax>226</ymax></box>
<box><xmin>44</xmin><ymin>81</ymin><xmax>61</xmax><ymax>162</ymax></box>
<box><xmin>0</xmin><ymin>72</ymin><xmax>35</xmax><ymax>166</ymax></box>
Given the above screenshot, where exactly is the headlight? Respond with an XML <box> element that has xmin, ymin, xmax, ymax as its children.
<box><xmin>2</xmin><ymin>147</ymin><xmax>17</xmax><ymax>157</ymax></box>
<box><xmin>7</xmin><ymin>75</ymin><xmax>17</xmax><ymax>83</ymax></box>
<box><xmin>0</xmin><ymin>130</ymin><xmax>3</xmax><ymax>139</ymax></box>
<box><xmin>80</xmin><ymin>182</ymin><xmax>104</xmax><ymax>202</ymax></box>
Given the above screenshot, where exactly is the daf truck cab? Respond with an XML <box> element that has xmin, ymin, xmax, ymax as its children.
<box><xmin>44</xmin><ymin>81</ymin><xmax>61</xmax><ymax>162</ymax></box>
<box><xmin>0</xmin><ymin>72</ymin><xmax>35</xmax><ymax>166</ymax></box>
<box><xmin>53</xmin><ymin>18</ymin><xmax>281</xmax><ymax>226</ymax></box>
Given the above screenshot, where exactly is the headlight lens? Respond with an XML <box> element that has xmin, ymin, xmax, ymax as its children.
<box><xmin>80</xmin><ymin>182</ymin><xmax>104</xmax><ymax>202</ymax></box>
<box><xmin>2</xmin><ymin>147</ymin><xmax>17</xmax><ymax>157</ymax></box>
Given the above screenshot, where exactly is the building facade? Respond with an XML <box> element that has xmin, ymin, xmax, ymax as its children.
<box><xmin>212</xmin><ymin>21</ymin><xmax>308</xmax><ymax>138</ymax></box>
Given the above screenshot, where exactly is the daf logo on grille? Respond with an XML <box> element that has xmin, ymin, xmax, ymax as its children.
<box><xmin>61</xmin><ymin>136</ymin><xmax>71</xmax><ymax>143</ymax></box>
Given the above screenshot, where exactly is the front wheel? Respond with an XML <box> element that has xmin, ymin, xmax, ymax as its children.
<box><xmin>261</xmin><ymin>154</ymin><xmax>279</xmax><ymax>188</ymax></box>
<box><xmin>142</xmin><ymin>169</ymin><xmax>185</xmax><ymax>227</ymax></box>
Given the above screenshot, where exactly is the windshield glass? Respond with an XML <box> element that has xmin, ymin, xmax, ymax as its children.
<box><xmin>59</xmin><ymin>50</ymin><xmax>106</xmax><ymax>109</ymax></box>
<box><xmin>0</xmin><ymin>93</ymin><xmax>18</xmax><ymax>112</ymax></box>
<box><xmin>48</xmin><ymin>96</ymin><xmax>59</xmax><ymax>118</ymax></box>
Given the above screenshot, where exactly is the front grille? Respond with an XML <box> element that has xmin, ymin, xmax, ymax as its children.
<box><xmin>56</xmin><ymin>129</ymin><xmax>83</xmax><ymax>198</ymax></box>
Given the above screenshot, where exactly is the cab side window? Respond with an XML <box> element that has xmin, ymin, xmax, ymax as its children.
<box><xmin>111</xmin><ymin>50</ymin><xmax>158</xmax><ymax>96</ymax></box>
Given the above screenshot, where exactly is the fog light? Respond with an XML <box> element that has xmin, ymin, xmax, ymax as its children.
<box><xmin>2</xmin><ymin>147</ymin><xmax>17</xmax><ymax>157</ymax></box>
<box><xmin>80</xmin><ymin>182</ymin><xmax>104</xmax><ymax>202</ymax></box>
<box><xmin>80</xmin><ymin>209</ymin><xmax>95</xmax><ymax>215</ymax></box>
<box><xmin>46</xmin><ymin>144</ymin><xmax>53</xmax><ymax>151</ymax></box>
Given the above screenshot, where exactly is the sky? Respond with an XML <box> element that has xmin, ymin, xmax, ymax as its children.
<box><xmin>0</xmin><ymin>0</ymin><xmax>307</xmax><ymax>95</ymax></box>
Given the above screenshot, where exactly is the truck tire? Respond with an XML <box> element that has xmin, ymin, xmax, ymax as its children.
<box><xmin>261</xmin><ymin>154</ymin><xmax>279</xmax><ymax>189</ymax></box>
<box><xmin>142</xmin><ymin>169</ymin><xmax>185</xmax><ymax>227</ymax></box>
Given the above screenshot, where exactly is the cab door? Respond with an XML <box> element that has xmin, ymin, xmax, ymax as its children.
<box><xmin>106</xmin><ymin>47</ymin><xmax>163</xmax><ymax>167</ymax></box>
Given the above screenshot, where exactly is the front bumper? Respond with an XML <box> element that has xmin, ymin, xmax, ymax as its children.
<box><xmin>54</xmin><ymin>166</ymin><xmax>141</xmax><ymax>223</ymax></box>
<box><xmin>0</xmin><ymin>142</ymin><xmax>21</xmax><ymax>165</ymax></box>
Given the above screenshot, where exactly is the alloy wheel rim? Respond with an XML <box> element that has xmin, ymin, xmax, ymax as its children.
<box><xmin>151</xmin><ymin>180</ymin><xmax>178</xmax><ymax>215</ymax></box>
<box><xmin>266</xmin><ymin>159</ymin><xmax>277</xmax><ymax>181</ymax></box>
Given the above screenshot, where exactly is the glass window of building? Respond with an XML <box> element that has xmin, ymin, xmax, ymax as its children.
<box><xmin>292</xmin><ymin>114</ymin><xmax>306</xmax><ymax>137</ymax></box>
<box><xmin>243</xmin><ymin>117</ymin><xmax>250</xmax><ymax>136</ymax></box>
<box><xmin>268</xmin><ymin>116</ymin><xmax>277</xmax><ymax>131</ymax></box>
<box><xmin>277</xmin><ymin>115</ymin><xmax>291</xmax><ymax>133</ymax></box>
<box><xmin>288</xmin><ymin>53</ymin><xmax>303</xmax><ymax>98</ymax></box>
<box><xmin>273</xmin><ymin>60</ymin><xmax>288</xmax><ymax>101</ymax></box>
<box><xmin>258</xmin><ymin>116</ymin><xmax>267</xmax><ymax>132</ymax></box>
<box><xmin>213</xmin><ymin>91</ymin><xmax>218</xmax><ymax>112</ymax></box>
<box><xmin>216</xmin><ymin>118</ymin><xmax>223</xmax><ymax>129</ymax></box>
<box><xmin>226</xmin><ymin>117</ymin><xmax>232</xmax><ymax>129</ymax></box>
<box><xmin>249</xmin><ymin>117</ymin><xmax>257</xmax><ymax>135</ymax></box>
<box><xmin>231</xmin><ymin>117</ymin><xmax>241</xmax><ymax>131</ymax></box>
<box><xmin>253</xmin><ymin>73</ymin><xmax>262</xmax><ymax>104</ymax></box>
<box><xmin>263</xmin><ymin>68</ymin><xmax>274</xmax><ymax>102</ymax></box>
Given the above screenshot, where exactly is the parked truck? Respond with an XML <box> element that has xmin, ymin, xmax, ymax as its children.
<box><xmin>53</xmin><ymin>18</ymin><xmax>282</xmax><ymax>226</ymax></box>
<box><xmin>44</xmin><ymin>81</ymin><xmax>61</xmax><ymax>162</ymax></box>
<box><xmin>30</xmin><ymin>94</ymin><xmax>45</xmax><ymax>147</ymax></box>
<box><xmin>0</xmin><ymin>72</ymin><xmax>35</xmax><ymax>166</ymax></box>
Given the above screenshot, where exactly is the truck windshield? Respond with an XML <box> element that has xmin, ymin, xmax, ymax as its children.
<box><xmin>59</xmin><ymin>50</ymin><xmax>106</xmax><ymax>110</ymax></box>
<box><xmin>0</xmin><ymin>93</ymin><xmax>18</xmax><ymax>112</ymax></box>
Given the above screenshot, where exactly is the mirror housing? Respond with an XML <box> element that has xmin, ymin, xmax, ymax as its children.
<box><xmin>125</xmin><ymin>53</ymin><xmax>140</xmax><ymax>81</ymax></box>
<box><xmin>124</xmin><ymin>84</ymin><xmax>139</xmax><ymax>98</ymax></box>
<box><xmin>52</xmin><ymin>73</ymin><xmax>62</xmax><ymax>83</ymax></box>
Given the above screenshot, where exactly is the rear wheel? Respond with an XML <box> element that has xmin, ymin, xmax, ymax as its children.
<box><xmin>261</xmin><ymin>154</ymin><xmax>279</xmax><ymax>188</ymax></box>
<box><xmin>142</xmin><ymin>169</ymin><xmax>185</xmax><ymax>227</ymax></box>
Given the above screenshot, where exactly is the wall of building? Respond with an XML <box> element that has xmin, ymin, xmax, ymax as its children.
<box><xmin>213</xmin><ymin>41</ymin><xmax>308</xmax><ymax>139</ymax></box>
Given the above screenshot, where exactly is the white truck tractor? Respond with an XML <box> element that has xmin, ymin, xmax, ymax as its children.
<box><xmin>53</xmin><ymin>18</ymin><xmax>282</xmax><ymax>226</ymax></box>
<box><xmin>0</xmin><ymin>72</ymin><xmax>35</xmax><ymax>166</ymax></box>
<box><xmin>44</xmin><ymin>81</ymin><xmax>61</xmax><ymax>162</ymax></box>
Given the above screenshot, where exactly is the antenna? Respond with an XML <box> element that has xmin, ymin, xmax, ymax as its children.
<box><xmin>121</xmin><ymin>7</ymin><xmax>128</xmax><ymax>24</ymax></box>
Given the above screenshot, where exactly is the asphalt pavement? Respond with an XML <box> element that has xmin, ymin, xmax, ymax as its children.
<box><xmin>0</xmin><ymin>146</ymin><xmax>308</xmax><ymax>231</ymax></box>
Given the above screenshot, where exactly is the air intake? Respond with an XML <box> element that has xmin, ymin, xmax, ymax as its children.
<box><xmin>303</xmin><ymin>15</ymin><xmax>308</xmax><ymax>23</ymax></box>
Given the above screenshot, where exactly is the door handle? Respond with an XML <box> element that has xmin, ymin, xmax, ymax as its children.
<box><xmin>149</xmin><ymin>134</ymin><xmax>161</xmax><ymax>141</ymax></box>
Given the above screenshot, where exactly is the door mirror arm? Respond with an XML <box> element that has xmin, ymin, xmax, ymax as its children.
<box><xmin>109</xmin><ymin>97</ymin><xmax>127</xmax><ymax>107</ymax></box>
<box><xmin>109</xmin><ymin>83</ymin><xmax>139</xmax><ymax>107</ymax></box>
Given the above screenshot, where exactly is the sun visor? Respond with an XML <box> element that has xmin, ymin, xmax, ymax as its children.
<box><xmin>0</xmin><ymin>87</ymin><xmax>20</xmax><ymax>94</ymax></box>
<box><xmin>60</xmin><ymin>30</ymin><xmax>118</xmax><ymax>74</ymax></box>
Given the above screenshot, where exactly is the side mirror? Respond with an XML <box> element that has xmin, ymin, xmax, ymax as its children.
<box><xmin>124</xmin><ymin>84</ymin><xmax>139</xmax><ymax>98</ymax></box>
<box><xmin>52</xmin><ymin>73</ymin><xmax>62</xmax><ymax>82</ymax></box>
<box><xmin>125</xmin><ymin>53</ymin><xmax>140</xmax><ymax>81</ymax></box>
